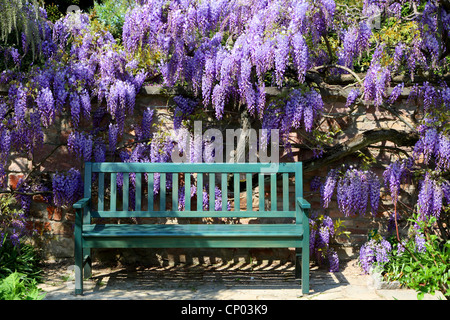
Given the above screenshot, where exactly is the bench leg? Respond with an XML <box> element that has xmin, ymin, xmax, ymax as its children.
<box><xmin>295</xmin><ymin>248</ymin><xmax>301</xmax><ymax>279</ymax></box>
<box><xmin>301</xmin><ymin>241</ymin><xmax>310</xmax><ymax>295</ymax></box>
<box><xmin>74</xmin><ymin>244</ymin><xmax>83</xmax><ymax>295</ymax></box>
<box><xmin>74</xmin><ymin>213</ymin><xmax>83</xmax><ymax>295</ymax></box>
<box><xmin>83</xmin><ymin>249</ymin><xmax>92</xmax><ymax>279</ymax></box>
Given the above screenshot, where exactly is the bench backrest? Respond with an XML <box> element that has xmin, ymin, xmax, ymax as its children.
<box><xmin>82</xmin><ymin>162</ymin><xmax>305</xmax><ymax>224</ymax></box>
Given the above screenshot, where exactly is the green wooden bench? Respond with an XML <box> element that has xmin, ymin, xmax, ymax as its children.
<box><xmin>73</xmin><ymin>162</ymin><xmax>311</xmax><ymax>295</ymax></box>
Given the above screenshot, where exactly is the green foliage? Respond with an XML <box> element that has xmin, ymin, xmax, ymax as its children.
<box><xmin>310</xmin><ymin>213</ymin><xmax>349</xmax><ymax>270</ymax></box>
<box><xmin>0</xmin><ymin>194</ymin><xmax>34</xmax><ymax>250</ymax></box>
<box><xmin>44</xmin><ymin>2</ymin><xmax>63</xmax><ymax>23</ymax></box>
<box><xmin>0</xmin><ymin>0</ymin><xmax>43</xmax><ymax>59</ymax></box>
<box><xmin>0</xmin><ymin>194</ymin><xmax>44</xmax><ymax>300</ymax></box>
<box><xmin>0</xmin><ymin>272</ymin><xmax>45</xmax><ymax>300</ymax></box>
<box><xmin>92</xmin><ymin>0</ymin><xmax>135</xmax><ymax>39</ymax></box>
<box><xmin>0</xmin><ymin>232</ymin><xmax>45</xmax><ymax>300</ymax></box>
<box><xmin>0</xmin><ymin>240</ymin><xmax>42</xmax><ymax>280</ymax></box>
<box><xmin>383</xmin><ymin>217</ymin><xmax>450</xmax><ymax>300</ymax></box>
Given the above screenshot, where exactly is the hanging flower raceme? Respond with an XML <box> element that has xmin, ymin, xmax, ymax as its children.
<box><xmin>274</xmin><ymin>34</ymin><xmax>290</xmax><ymax>88</ymax></box>
<box><xmin>291</xmin><ymin>33</ymin><xmax>309</xmax><ymax>83</ymax></box>
<box><xmin>383</xmin><ymin>158</ymin><xmax>412</xmax><ymax>206</ymax></box>
<box><xmin>13</xmin><ymin>85</ymin><xmax>27</xmax><ymax>128</ymax></box>
<box><xmin>136</xmin><ymin>108</ymin><xmax>154</xmax><ymax>141</ymax></box>
<box><xmin>321</xmin><ymin>169</ymin><xmax>338</xmax><ymax>208</ymax></box>
<box><xmin>67</xmin><ymin>131</ymin><xmax>93</xmax><ymax>162</ymax></box>
<box><xmin>345</xmin><ymin>88</ymin><xmax>360</xmax><ymax>108</ymax></box>
<box><xmin>337</xmin><ymin>22</ymin><xmax>372</xmax><ymax>69</ymax></box>
<box><xmin>387</xmin><ymin>83</ymin><xmax>404</xmax><ymax>104</ymax></box>
<box><xmin>337</xmin><ymin>168</ymin><xmax>381</xmax><ymax>216</ymax></box>
<box><xmin>173</xmin><ymin>96</ymin><xmax>197</xmax><ymax>130</ymax></box>
<box><xmin>417</xmin><ymin>172</ymin><xmax>444</xmax><ymax>221</ymax></box>
<box><xmin>359</xmin><ymin>238</ymin><xmax>392</xmax><ymax>274</ymax></box>
<box><xmin>35</xmin><ymin>87</ymin><xmax>55</xmax><ymax>128</ymax></box>
<box><xmin>363</xmin><ymin>62</ymin><xmax>391</xmax><ymax>107</ymax></box>
<box><xmin>107</xmin><ymin>79</ymin><xmax>138</xmax><ymax>133</ymax></box>
<box><xmin>414</xmin><ymin>125</ymin><xmax>450</xmax><ymax>171</ymax></box>
<box><xmin>52</xmin><ymin>168</ymin><xmax>83</xmax><ymax>207</ymax></box>
<box><xmin>322</xmin><ymin>167</ymin><xmax>380</xmax><ymax>216</ymax></box>
<box><xmin>309</xmin><ymin>213</ymin><xmax>340</xmax><ymax>272</ymax></box>
<box><xmin>121</xmin><ymin>0</ymin><xmax>334</xmax><ymax>122</ymax></box>
<box><xmin>268</xmin><ymin>88</ymin><xmax>324</xmax><ymax>149</ymax></box>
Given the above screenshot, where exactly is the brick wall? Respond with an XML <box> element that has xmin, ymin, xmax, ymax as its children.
<box><xmin>3</xmin><ymin>85</ymin><xmax>414</xmax><ymax>263</ymax></box>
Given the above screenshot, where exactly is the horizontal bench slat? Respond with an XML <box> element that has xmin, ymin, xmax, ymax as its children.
<box><xmin>92</xmin><ymin>162</ymin><xmax>298</xmax><ymax>173</ymax></box>
<box><xmin>82</xmin><ymin>237</ymin><xmax>304</xmax><ymax>249</ymax></box>
<box><xmin>90</xmin><ymin>210</ymin><xmax>297</xmax><ymax>218</ymax></box>
<box><xmin>83</xmin><ymin>223</ymin><xmax>303</xmax><ymax>238</ymax></box>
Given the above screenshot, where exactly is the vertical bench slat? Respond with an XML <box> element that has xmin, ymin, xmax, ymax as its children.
<box><xmin>209</xmin><ymin>174</ymin><xmax>215</xmax><ymax>211</ymax></box>
<box><xmin>84</xmin><ymin>163</ymin><xmax>92</xmax><ymax>225</ymax></box>
<box><xmin>123</xmin><ymin>172</ymin><xmax>129</xmax><ymax>211</ymax></box>
<box><xmin>84</xmin><ymin>162</ymin><xmax>92</xmax><ymax>198</ymax></box>
<box><xmin>246</xmin><ymin>173</ymin><xmax>252</xmax><ymax>211</ymax></box>
<box><xmin>135</xmin><ymin>173</ymin><xmax>141</xmax><ymax>211</ymax></box>
<box><xmin>221</xmin><ymin>173</ymin><xmax>227</xmax><ymax>211</ymax></box>
<box><xmin>258</xmin><ymin>173</ymin><xmax>264</xmax><ymax>211</ymax></box>
<box><xmin>160</xmin><ymin>173</ymin><xmax>166</xmax><ymax>211</ymax></box>
<box><xmin>234</xmin><ymin>173</ymin><xmax>240</xmax><ymax>211</ymax></box>
<box><xmin>172</xmin><ymin>173</ymin><xmax>178</xmax><ymax>211</ymax></box>
<box><xmin>283</xmin><ymin>173</ymin><xmax>289</xmax><ymax>211</ymax></box>
<box><xmin>98</xmin><ymin>172</ymin><xmax>104</xmax><ymax>211</ymax></box>
<box><xmin>148</xmin><ymin>173</ymin><xmax>154</xmax><ymax>211</ymax></box>
<box><xmin>271</xmin><ymin>173</ymin><xmax>277</xmax><ymax>211</ymax></box>
<box><xmin>295</xmin><ymin>164</ymin><xmax>302</xmax><ymax>223</ymax></box>
<box><xmin>110</xmin><ymin>173</ymin><xmax>117</xmax><ymax>211</ymax></box>
<box><xmin>185</xmin><ymin>173</ymin><xmax>191</xmax><ymax>211</ymax></box>
<box><xmin>197</xmin><ymin>173</ymin><xmax>203</xmax><ymax>211</ymax></box>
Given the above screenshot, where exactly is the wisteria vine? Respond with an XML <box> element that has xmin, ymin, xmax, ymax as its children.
<box><xmin>0</xmin><ymin>0</ymin><xmax>448</xmax><ymax>279</ymax></box>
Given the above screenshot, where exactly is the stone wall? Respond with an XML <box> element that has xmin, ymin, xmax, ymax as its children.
<box><xmin>2</xmin><ymin>85</ymin><xmax>415</xmax><ymax>265</ymax></box>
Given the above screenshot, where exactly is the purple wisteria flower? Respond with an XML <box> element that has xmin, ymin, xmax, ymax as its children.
<box><xmin>36</xmin><ymin>87</ymin><xmax>55</xmax><ymax>128</ymax></box>
<box><xmin>326</xmin><ymin>167</ymin><xmax>380</xmax><ymax>216</ymax></box>
<box><xmin>14</xmin><ymin>85</ymin><xmax>27</xmax><ymax>127</ymax></box>
<box><xmin>364</xmin><ymin>63</ymin><xmax>391</xmax><ymax>107</ymax></box>
<box><xmin>52</xmin><ymin>168</ymin><xmax>83</xmax><ymax>207</ymax></box>
<box><xmin>291</xmin><ymin>33</ymin><xmax>309</xmax><ymax>83</ymax></box>
<box><xmin>139</xmin><ymin>108</ymin><xmax>154</xmax><ymax>140</ymax></box>
<box><xmin>309</xmin><ymin>213</ymin><xmax>340</xmax><ymax>272</ymax></box>
<box><xmin>359</xmin><ymin>238</ymin><xmax>392</xmax><ymax>274</ymax></box>
<box><xmin>328</xmin><ymin>249</ymin><xmax>339</xmax><ymax>273</ymax></box>
<box><xmin>387</xmin><ymin>83</ymin><xmax>404</xmax><ymax>104</ymax></box>
<box><xmin>414</xmin><ymin>119</ymin><xmax>450</xmax><ymax>171</ymax></box>
<box><xmin>67</xmin><ymin>131</ymin><xmax>93</xmax><ymax>162</ymax></box>
<box><xmin>322</xmin><ymin>169</ymin><xmax>338</xmax><ymax>208</ymax></box>
<box><xmin>417</xmin><ymin>172</ymin><xmax>443</xmax><ymax>221</ymax></box>
<box><xmin>345</xmin><ymin>88</ymin><xmax>360</xmax><ymax>107</ymax></box>
<box><xmin>173</xmin><ymin>96</ymin><xmax>197</xmax><ymax>130</ymax></box>
<box><xmin>108</xmin><ymin>123</ymin><xmax>119</xmax><ymax>153</ymax></box>
<box><xmin>274</xmin><ymin>34</ymin><xmax>290</xmax><ymax>87</ymax></box>
<box><xmin>415</xmin><ymin>233</ymin><xmax>427</xmax><ymax>253</ymax></box>
<box><xmin>383</xmin><ymin>158</ymin><xmax>412</xmax><ymax>206</ymax></box>
<box><xmin>310</xmin><ymin>176</ymin><xmax>322</xmax><ymax>192</ymax></box>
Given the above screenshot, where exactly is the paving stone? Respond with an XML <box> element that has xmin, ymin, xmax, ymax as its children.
<box><xmin>37</xmin><ymin>259</ymin><xmax>445</xmax><ymax>301</ymax></box>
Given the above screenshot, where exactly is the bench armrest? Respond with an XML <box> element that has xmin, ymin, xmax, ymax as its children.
<box><xmin>296</xmin><ymin>197</ymin><xmax>311</xmax><ymax>209</ymax></box>
<box><xmin>73</xmin><ymin>198</ymin><xmax>90</xmax><ymax>209</ymax></box>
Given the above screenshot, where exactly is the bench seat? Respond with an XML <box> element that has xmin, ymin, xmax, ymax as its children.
<box><xmin>82</xmin><ymin>223</ymin><xmax>304</xmax><ymax>248</ymax></box>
